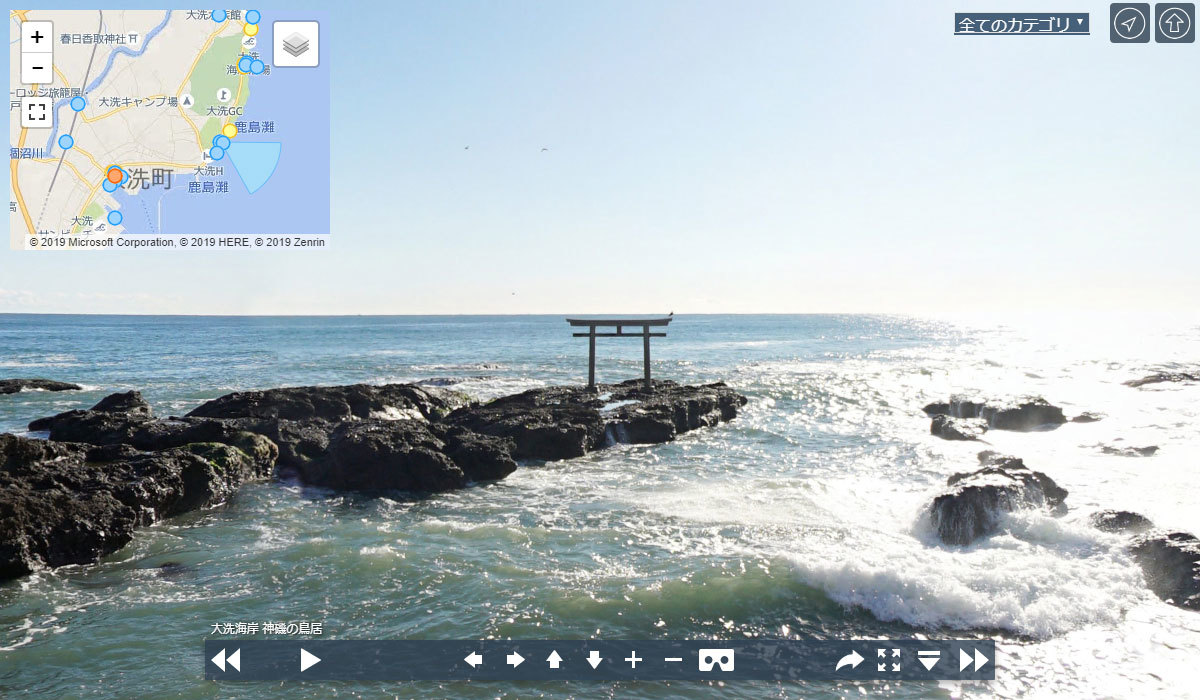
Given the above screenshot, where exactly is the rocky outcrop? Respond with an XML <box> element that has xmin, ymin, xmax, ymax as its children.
<box><xmin>187</xmin><ymin>383</ymin><xmax>464</xmax><ymax>422</ymax></box>
<box><xmin>1090</xmin><ymin>510</ymin><xmax>1155</xmax><ymax>535</ymax></box>
<box><xmin>1086</xmin><ymin>510</ymin><xmax>1200</xmax><ymax>610</ymax></box>
<box><xmin>1098</xmin><ymin>444</ymin><xmax>1159</xmax><ymax>458</ymax></box>
<box><xmin>1071</xmin><ymin>412</ymin><xmax>1104</xmax><ymax>423</ymax></box>
<box><xmin>0</xmin><ymin>378</ymin><xmax>82</xmax><ymax>395</ymax></box>
<box><xmin>28</xmin><ymin>392</ymin><xmax>277</xmax><ymax>473</ymax></box>
<box><xmin>296</xmin><ymin>420</ymin><xmax>516</xmax><ymax>492</ymax></box>
<box><xmin>0</xmin><ymin>433</ymin><xmax>273</xmax><ymax>580</ymax></box>
<box><xmin>930</xmin><ymin>415</ymin><xmax>987</xmax><ymax>442</ymax></box>
<box><xmin>10</xmin><ymin>379</ymin><xmax>745</xmax><ymax>581</ymax></box>
<box><xmin>1124</xmin><ymin>372</ymin><xmax>1200</xmax><ymax>388</ymax></box>
<box><xmin>927</xmin><ymin>452</ymin><xmax>1068</xmax><ymax>546</ymax></box>
<box><xmin>1130</xmin><ymin>532</ymin><xmax>1200</xmax><ymax>610</ymax></box>
<box><xmin>446</xmin><ymin>379</ymin><xmax>747</xmax><ymax>461</ymax></box>
<box><xmin>923</xmin><ymin>396</ymin><xmax>1067</xmax><ymax>432</ymax></box>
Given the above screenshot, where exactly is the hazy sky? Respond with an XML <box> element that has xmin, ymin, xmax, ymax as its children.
<box><xmin>4</xmin><ymin>1</ymin><xmax>1197</xmax><ymax>315</ymax></box>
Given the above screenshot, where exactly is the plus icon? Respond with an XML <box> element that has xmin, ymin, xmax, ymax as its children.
<box><xmin>30</xmin><ymin>30</ymin><xmax>45</xmax><ymax>43</ymax></box>
<box><xmin>625</xmin><ymin>651</ymin><xmax>642</xmax><ymax>669</ymax></box>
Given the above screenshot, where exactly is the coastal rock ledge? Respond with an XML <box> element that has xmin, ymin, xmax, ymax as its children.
<box><xmin>0</xmin><ymin>378</ymin><xmax>82</xmax><ymax>395</ymax></box>
<box><xmin>2</xmin><ymin>379</ymin><xmax>746</xmax><ymax>580</ymax></box>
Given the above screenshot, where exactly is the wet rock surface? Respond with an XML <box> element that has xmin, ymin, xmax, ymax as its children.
<box><xmin>1130</xmin><ymin>532</ymin><xmax>1200</xmax><ymax>610</ymax></box>
<box><xmin>1097</xmin><ymin>443</ymin><xmax>1159</xmax><ymax>458</ymax></box>
<box><xmin>0</xmin><ymin>433</ymin><xmax>272</xmax><ymax>580</ymax></box>
<box><xmin>1090</xmin><ymin>510</ymin><xmax>1156</xmax><ymax>535</ymax></box>
<box><xmin>5</xmin><ymin>379</ymin><xmax>744</xmax><ymax>580</ymax></box>
<box><xmin>927</xmin><ymin>452</ymin><xmax>1068</xmax><ymax>546</ymax></box>
<box><xmin>1124</xmin><ymin>372</ymin><xmax>1200</xmax><ymax>388</ymax></box>
<box><xmin>923</xmin><ymin>396</ymin><xmax>1068</xmax><ymax>431</ymax></box>
<box><xmin>930</xmin><ymin>415</ymin><xmax>987</xmax><ymax>442</ymax></box>
<box><xmin>187</xmin><ymin>383</ymin><xmax>465</xmax><ymax>422</ymax></box>
<box><xmin>446</xmin><ymin>379</ymin><xmax>747</xmax><ymax>461</ymax></box>
<box><xmin>0</xmin><ymin>378</ymin><xmax>82</xmax><ymax>395</ymax></box>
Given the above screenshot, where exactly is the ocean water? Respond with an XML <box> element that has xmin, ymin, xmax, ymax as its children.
<box><xmin>1</xmin><ymin>313</ymin><xmax>1198</xmax><ymax>699</ymax></box>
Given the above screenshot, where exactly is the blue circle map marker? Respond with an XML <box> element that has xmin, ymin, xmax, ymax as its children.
<box><xmin>103</xmin><ymin>180</ymin><xmax>118</xmax><ymax>193</ymax></box>
<box><xmin>212</xmin><ymin>9</ymin><xmax>227</xmax><ymax>22</ymax></box>
<box><xmin>246</xmin><ymin>10</ymin><xmax>261</xmax><ymax>24</ymax></box>
<box><xmin>238</xmin><ymin>56</ymin><xmax>253</xmax><ymax>73</ymax></box>
<box><xmin>210</xmin><ymin>146</ymin><xmax>225</xmax><ymax>160</ymax></box>
<box><xmin>213</xmin><ymin>134</ymin><xmax>231</xmax><ymax>150</ymax></box>
<box><xmin>70</xmin><ymin>96</ymin><xmax>86</xmax><ymax>112</ymax></box>
<box><xmin>107</xmin><ymin>211</ymin><xmax>123</xmax><ymax>226</ymax></box>
<box><xmin>58</xmin><ymin>134</ymin><xmax>74</xmax><ymax>150</ymax></box>
<box><xmin>250</xmin><ymin>59</ymin><xmax>265</xmax><ymax>75</ymax></box>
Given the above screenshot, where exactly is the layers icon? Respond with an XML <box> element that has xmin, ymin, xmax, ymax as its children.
<box><xmin>282</xmin><ymin>31</ymin><xmax>309</xmax><ymax>57</ymax></box>
<box><xmin>273</xmin><ymin>20</ymin><xmax>320</xmax><ymax>67</ymax></box>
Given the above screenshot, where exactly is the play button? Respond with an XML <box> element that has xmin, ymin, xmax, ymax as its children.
<box><xmin>300</xmin><ymin>648</ymin><xmax>321</xmax><ymax>672</ymax></box>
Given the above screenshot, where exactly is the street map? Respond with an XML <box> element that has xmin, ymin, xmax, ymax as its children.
<box><xmin>10</xmin><ymin>9</ymin><xmax>329</xmax><ymax>248</ymax></box>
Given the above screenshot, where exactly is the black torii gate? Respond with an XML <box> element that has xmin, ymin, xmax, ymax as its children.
<box><xmin>566</xmin><ymin>316</ymin><xmax>673</xmax><ymax>390</ymax></box>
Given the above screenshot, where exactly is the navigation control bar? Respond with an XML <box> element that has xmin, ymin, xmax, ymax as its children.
<box><xmin>204</xmin><ymin>639</ymin><xmax>996</xmax><ymax>681</ymax></box>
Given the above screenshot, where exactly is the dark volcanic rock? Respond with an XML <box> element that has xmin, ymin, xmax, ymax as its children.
<box><xmin>29</xmin><ymin>390</ymin><xmax>154</xmax><ymax>435</ymax></box>
<box><xmin>299</xmin><ymin>420</ymin><xmax>467</xmax><ymax>492</ymax></box>
<box><xmin>0</xmin><ymin>433</ymin><xmax>273</xmax><ymax>581</ymax></box>
<box><xmin>927</xmin><ymin>452</ymin><xmax>1068</xmax><ymax>546</ymax></box>
<box><xmin>1071</xmin><ymin>412</ymin><xmax>1104</xmax><ymax>423</ymax></box>
<box><xmin>1090</xmin><ymin>510</ymin><xmax>1155</xmax><ymax>535</ymax></box>
<box><xmin>1130</xmin><ymin>532</ymin><xmax>1200</xmax><ymax>610</ymax></box>
<box><xmin>447</xmin><ymin>379</ymin><xmax>746</xmax><ymax>461</ymax></box>
<box><xmin>1098</xmin><ymin>444</ymin><xmax>1159</xmax><ymax>458</ymax></box>
<box><xmin>28</xmin><ymin>392</ymin><xmax>278</xmax><ymax>473</ymax></box>
<box><xmin>1124</xmin><ymin>372</ymin><xmax>1200</xmax><ymax>388</ymax></box>
<box><xmin>0</xmin><ymin>378</ymin><xmax>82</xmax><ymax>395</ymax></box>
<box><xmin>922</xmin><ymin>396</ymin><xmax>1067</xmax><ymax>432</ymax></box>
<box><xmin>431</xmin><ymin>424</ymin><xmax>517</xmax><ymax>482</ymax></box>
<box><xmin>187</xmin><ymin>383</ymin><xmax>462</xmax><ymax>422</ymax></box>
<box><xmin>930</xmin><ymin>415</ymin><xmax>987</xmax><ymax>442</ymax></box>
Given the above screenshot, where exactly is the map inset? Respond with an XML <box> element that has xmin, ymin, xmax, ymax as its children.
<box><xmin>10</xmin><ymin>9</ymin><xmax>329</xmax><ymax>246</ymax></box>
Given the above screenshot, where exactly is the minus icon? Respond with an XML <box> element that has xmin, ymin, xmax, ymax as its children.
<box><xmin>665</xmin><ymin>657</ymin><xmax>683</xmax><ymax>662</ymax></box>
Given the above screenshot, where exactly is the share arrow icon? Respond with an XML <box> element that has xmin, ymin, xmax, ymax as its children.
<box><xmin>835</xmin><ymin>649</ymin><xmax>864</xmax><ymax>671</ymax></box>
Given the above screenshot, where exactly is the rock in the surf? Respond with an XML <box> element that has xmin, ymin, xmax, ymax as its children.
<box><xmin>0</xmin><ymin>378</ymin><xmax>83</xmax><ymax>395</ymax></box>
<box><xmin>187</xmin><ymin>383</ymin><xmax>464</xmax><ymax>422</ymax></box>
<box><xmin>922</xmin><ymin>396</ymin><xmax>1067</xmax><ymax>432</ymax></box>
<box><xmin>1124</xmin><ymin>372</ymin><xmax>1200</xmax><ymax>388</ymax></box>
<box><xmin>298</xmin><ymin>419</ymin><xmax>516</xmax><ymax>491</ymax></box>
<box><xmin>1130</xmin><ymin>531</ymin><xmax>1200</xmax><ymax>610</ymax></box>
<box><xmin>1098</xmin><ymin>444</ymin><xmax>1159</xmax><ymax>458</ymax></box>
<box><xmin>0</xmin><ymin>433</ymin><xmax>274</xmax><ymax>581</ymax></box>
<box><xmin>930</xmin><ymin>415</ymin><xmax>987</xmax><ymax>442</ymax></box>
<box><xmin>1090</xmin><ymin>510</ymin><xmax>1155</xmax><ymax>535</ymax></box>
<box><xmin>446</xmin><ymin>379</ymin><xmax>747</xmax><ymax>460</ymax></box>
<box><xmin>927</xmin><ymin>452</ymin><xmax>1068</xmax><ymax>546</ymax></box>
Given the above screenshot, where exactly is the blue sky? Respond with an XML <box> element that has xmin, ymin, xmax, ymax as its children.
<box><xmin>4</xmin><ymin>1</ymin><xmax>1198</xmax><ymax>314</ymax></box>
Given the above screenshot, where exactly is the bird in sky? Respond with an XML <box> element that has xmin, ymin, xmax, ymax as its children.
<box><xmin>464</xmin><ymin>146</ymin><xmax>469</xmax><ymax>150</ymax></box>
<box><xmin>540</xmin><ymin>147</ymin><xmax>549</xmax><ymax>152</ymax></box>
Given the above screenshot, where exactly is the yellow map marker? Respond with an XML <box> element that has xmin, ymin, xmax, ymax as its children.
<box><xmin>222</xmin><ymin>123</ymin><xmax>238</xmax><ymax>139</ymax></box>
<box><xmin>243</xmin><ymin>23</ymin><xmax>259</xmax><ymax>37</ymax></box>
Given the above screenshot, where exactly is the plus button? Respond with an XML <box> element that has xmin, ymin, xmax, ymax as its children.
<box><xmin>30</xmin><ymin>30</ymin><xmax>45</xmax><ymax>43</ymax></box>
<box><xmin>625</xmin><ymin>651</ymin><xmax>642</xmax><ymax>669</ymax></box>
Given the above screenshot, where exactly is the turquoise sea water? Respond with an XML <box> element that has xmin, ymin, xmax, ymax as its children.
<box><xmin>1</xmin><ymin>313</ymin><xmax>1198</xmax><ymax>699</ymax></box>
